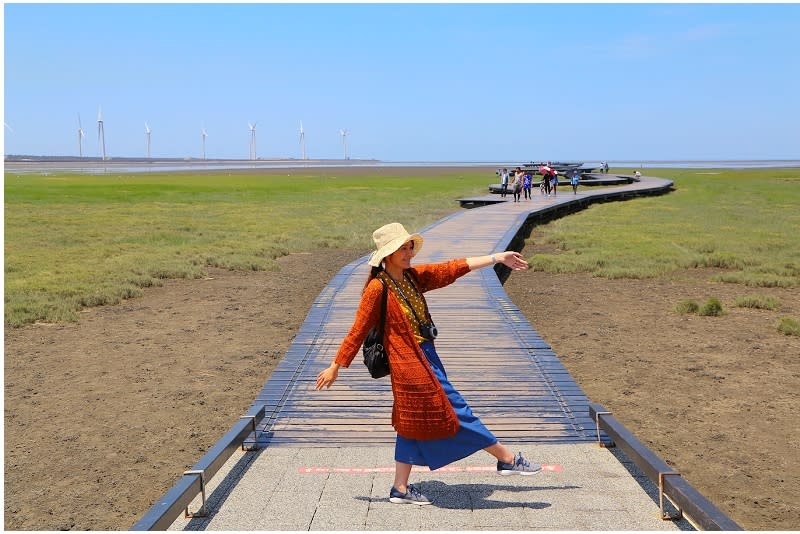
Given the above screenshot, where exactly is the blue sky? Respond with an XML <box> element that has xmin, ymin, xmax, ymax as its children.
<box><xmin>4</xmin><ymin>3</ymin><xmax>799</xmax><ymax>162</ymax></box>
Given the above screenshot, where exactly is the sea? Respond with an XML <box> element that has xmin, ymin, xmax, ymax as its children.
<box><xmin>4</xmin><ymin>158</ymin><xmax>800</xmax><ymax>175</ymax></box>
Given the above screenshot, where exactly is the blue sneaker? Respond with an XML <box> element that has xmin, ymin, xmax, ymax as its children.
<box><xmin>389</xmin><ymin>484</ymin><xmax>432</xmax><ymax>505</ymax></box>
<box><xmin>497</xmin><ymin>452</ymin><xmax>542</xmax><ymax>476</ymax></box>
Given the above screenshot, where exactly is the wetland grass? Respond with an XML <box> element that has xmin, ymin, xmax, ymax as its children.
<box><xmin>528</xmin><ymin>168</ymin><xmax>800</xmax><ymax>288</ymax></box>
<box><xmin>7</xmin><ymin>167</ymin><xmax>799</xmax><ymax>327</ymax></box>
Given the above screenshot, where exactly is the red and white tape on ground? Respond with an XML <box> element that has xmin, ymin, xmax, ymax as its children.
<box><xmin>299</xmin><ymin>464</ymin><xmax>561</xmax><ymax>474</ymax></box>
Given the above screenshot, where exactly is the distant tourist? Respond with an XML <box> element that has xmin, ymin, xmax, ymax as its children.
<box><xmin>315</xmin><ymin>223</ymin><xmax>542</xmax><ymax>506</ymax></box>
<box><xmin>602</xmin><ymin>161</ymin><xmax>609</xmax><ymax>174</ymax></box>
<box><xmin>538</xmin><ymin>164</ymin><xmax>548</xmax><ymax>196</ymax></box>
<box><xmin>550</xmin><ymin>169</ymin><xmax>558</xmax><ymax>196</ymax></box>
<box><xmin>541</xmin><ymin>164</ymin><xmax>552</xmax><ymax>196</ymax></box>
<box><xmin>570</xmin><ymin>169</ymin><xmax>580</xmax><ymax>194</ymax></box>
<box><xmin>512</xmin><ymin>167</ymin><xmax>524</xmax><ymax>202</ymax></box>
<box><xmin>522</xmin><ymin>171</ymin><xmax>533</xmax><ymax>200</ymax></box>
<box><xmin>499</xmin><ymin>168</ymin><xmax>509</xmax><ymax>198</ymax></box>
<box><xmin>633</xmin><ymin>170</ymin><xmax>641</xmax><ymax>180</ymax></box>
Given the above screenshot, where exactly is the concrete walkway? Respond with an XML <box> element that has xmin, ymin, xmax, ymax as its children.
<box><xmin>168</xmin><ymin>444</ymin><xmax>690</xmax><ymax>531</ymax></box>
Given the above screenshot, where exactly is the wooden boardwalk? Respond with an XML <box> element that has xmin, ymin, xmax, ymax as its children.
<box><xmin>244</xmin><ymin>176</ymin><xmax>673</xmax><ymax>448</ymax></box>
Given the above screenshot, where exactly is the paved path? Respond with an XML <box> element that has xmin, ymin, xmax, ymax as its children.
<box><xmin>165</xmin><ymin>176</ymin><xmax>692</xmax><ymax>530</ymax></box>
<box><xmin>168</xmin><ymin>444</ymin><xmax>689</xmax><ymax>531</ymax></box>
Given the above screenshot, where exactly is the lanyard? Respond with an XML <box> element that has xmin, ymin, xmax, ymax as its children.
<box><xmin>383</xmin><ymin>271</ymin><xmax>431</xmax><ymax>327</ymax></box>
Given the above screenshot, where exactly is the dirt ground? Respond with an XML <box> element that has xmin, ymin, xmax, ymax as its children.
<box><xmin>5</xmin><ymin>229</ymin><xmax>799</xmax><ymax>530</ymax></box>
<box><xmin>3</xmin><ymin>251</ymin><xmax>361</xmax><ymax>530</ymax></box>
<box><xmin>505</xmin><ymin>269</ymin><xmax>799</xmax><ymax>531</ymax></box>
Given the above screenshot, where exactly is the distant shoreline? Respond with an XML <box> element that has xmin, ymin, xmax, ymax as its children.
<box><xmin>4</xmin><ymin>156</ymin><xmax>800</xmax><ymax>175</ymax></box>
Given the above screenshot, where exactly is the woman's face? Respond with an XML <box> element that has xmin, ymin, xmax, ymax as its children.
<box><xmin>385</xmin><ymin>240</ymin><xmax>415</xmax><ymax>272</ymax></box>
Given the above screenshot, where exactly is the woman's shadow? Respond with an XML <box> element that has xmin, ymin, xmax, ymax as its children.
<box><xmin>358</xmin><ymin>480</ymin><xmax>580</xmax><ymax>510</ymax></box>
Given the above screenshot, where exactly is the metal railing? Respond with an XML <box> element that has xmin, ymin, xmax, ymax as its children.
<box><xmin>131</xmin><ymin>404</ymin><xmax>267</xmax><ymax>530</ymax></box>
<box><xmin>590</xmin><ymin>403</ymin><xmax>742</xmax><ymax>530</ymax></box>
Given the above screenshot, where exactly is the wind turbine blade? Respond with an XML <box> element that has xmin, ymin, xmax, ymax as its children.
<box><xmin>4</xmin><ymin>122</ymin><xmax>13</xmax><ymax>133</ymax></box>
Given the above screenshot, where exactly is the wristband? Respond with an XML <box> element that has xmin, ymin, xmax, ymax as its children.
<box><xmin>491</xmin><ymin>254</ymin><xmax>497</xmax><ymax>265</ymax></box>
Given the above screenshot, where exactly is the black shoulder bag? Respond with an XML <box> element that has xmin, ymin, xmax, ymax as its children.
<box><xmin>362</xmin><ymin>279</ymin><xmax>390</xmax><ymax>379</ymax></box>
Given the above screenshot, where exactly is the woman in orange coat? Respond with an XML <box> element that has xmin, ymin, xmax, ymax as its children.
<box><xmin>315</xmin><ymin>222</ymin><xmax>541</xmax><ymax>505</ymax></box>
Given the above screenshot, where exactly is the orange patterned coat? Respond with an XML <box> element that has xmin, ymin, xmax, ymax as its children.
<box><xmin>334</xmin><ymin>259</ymin><xmax>471</xmax><ymax>440</ymax></box>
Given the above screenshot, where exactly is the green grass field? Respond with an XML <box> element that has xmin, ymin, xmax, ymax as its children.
<box><xmin>529</xmin><ymin>167</ymin><xmax>800</xmax><ymax>287</ymax></box>
<box><xmin>5</xmin><ymin>167</ymin><xmax>800</xmax><ymax>327</ymax></box>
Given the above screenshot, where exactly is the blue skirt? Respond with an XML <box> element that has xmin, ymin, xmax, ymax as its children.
<box><xmin>394</xmin><ymin>341</ymin><xmax>497</xmax><ymax>470</ymax></box>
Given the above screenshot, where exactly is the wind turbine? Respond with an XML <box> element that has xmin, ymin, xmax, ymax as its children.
<box><xmin>248</xmin><ymin>122</ymin><xmax>257</xmax><ymax>160</ymax></box>
<box><xmin>299</xmin><ymin>121</ymin><xmax>307</xmax><ymax>160</ymax></box>
<box><xmin>339</xmin><ymin>128</ymin><xmax>349</xmax><ymax>160</ymax></box>
<box><xmin>201</xmin><ymin>127</ymin><xmax>208</xmax><ymax>160</ymax></box>
<box><xmin>97</xmin><ymin>107</ymin><xmax>107</xmax><ymax>161</ymax></box>
<box><xmin>144</xmin><ymin>122</ymin><xmax>152</xmax><ymax>158</ymax></box>
<box><xmin>4</xmin><ymin>122</ymin><xmax>13</xmax><ymax>156</ymax></box>
<box><xmin>77</xmin><ymin>115</ymin><xmax>85</xmax><ymax>157</ymax></box>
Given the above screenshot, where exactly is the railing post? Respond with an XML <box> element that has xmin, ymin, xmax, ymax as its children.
<box><xmin>182</xmin><ymin>470</ymin><xmax>208</xmax><ymax>518</ymax></box>
<box><xmin>131</xmin><ymin>404</ymin><xmax>266</xmax><ymax>530</ymax></box>
<box><xmin>590</xmin><ymin>403</ymin><xmax>741</xmax><ymax>530</ymax></box>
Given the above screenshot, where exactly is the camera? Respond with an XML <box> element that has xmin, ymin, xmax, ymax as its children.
<box><xmin>420</xmin><ymin>323</ymin><xmax>438</xmax><ymax>340</ymax></box>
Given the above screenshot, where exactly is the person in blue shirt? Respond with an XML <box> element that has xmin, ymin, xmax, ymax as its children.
<box><xmin>570</xmin><ymin>169</ymin><xmax>580</xmax><ymax>194</ymax></box>
<box><xmin>522</xmin><ymin>171</ymin><xmax>533</xmax><ymax>200</ymax></box>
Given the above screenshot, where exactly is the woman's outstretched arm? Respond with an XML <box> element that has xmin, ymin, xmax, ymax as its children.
<box><xmin>466</xmin><ymin>251</ymin><xmax>528</xmax><ymax>272</ymax></box>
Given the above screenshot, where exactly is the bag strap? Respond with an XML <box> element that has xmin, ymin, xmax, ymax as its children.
<box><xmin>376</xmin><ymin>277</ymin><xmax>388</xmax><ymax>339</ymax></box>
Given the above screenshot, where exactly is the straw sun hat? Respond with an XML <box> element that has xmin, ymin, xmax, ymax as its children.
<box><xmin>368</xmin><ymin>222</ymin><xmax>424</xmax><ymax>267</ymax></box>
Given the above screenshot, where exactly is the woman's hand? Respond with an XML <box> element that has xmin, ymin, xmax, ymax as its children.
<box><xmin>467</xmin><ymin>251</ymin><xmax>529</xmax><ymax>272</ymax></box>
<box><xmin>315</xmin><ymin>365</ymin><xmax>340</xmax><ymax>390</ymax></box>
<box><xmin>497</xmin><ymin>251</ymin><xmax>528</xmax><ymax>271</ymax></box>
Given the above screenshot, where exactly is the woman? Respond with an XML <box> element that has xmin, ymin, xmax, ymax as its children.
<box><xmin>512</xmin><ymin>167</ymin><xmax>524</xmax><ymax>202</ymax></box>
<box><xmin>315</xmin><ymin>222</ymin><xmax>541</xmax><ymax>506</ymax></box>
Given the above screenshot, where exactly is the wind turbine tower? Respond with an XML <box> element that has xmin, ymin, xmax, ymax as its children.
<box><xmin>97</xmin><ymin>107</ymin><xmax>107</xmax><ymax>161</ymax></box>
<box><xmin>77</xmin><ymin>115</ymin><xmax>85</xmax><ymax>157</ymax></box>
<box><xmin>339</xmin><ymin>129</ymin><xmax>349</xmax><ymax>160</ymax></box>
<box><xmin>248</xmin><ymin>122</ymin><xmax>257</xmax><ymax>160</ymax></box>
<box><xmin>201</xmin><ymin>127</ymin><xmax>208</xmax><ymax>160</ymax></box>
<box><xmin>145</xmin><ymin>122</ymin><xmax>152</xmax><ymax>158</ymax></box>
<box><xmin>4</xmin><ymin>122</ymin><xmax>13</xmax><ymax>156</ymax></box>
<box><xmin>299</xmin><ymin>121</ymin><xmax>307</xmax><ymax>160</ymax></box>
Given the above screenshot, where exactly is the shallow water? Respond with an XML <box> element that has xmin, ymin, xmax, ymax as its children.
<box><xmin>4</xmin><ymin>158</ymin><xmax>800</xmax><ymax>175</ymax></box>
